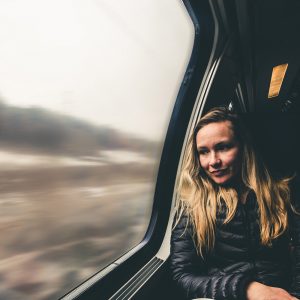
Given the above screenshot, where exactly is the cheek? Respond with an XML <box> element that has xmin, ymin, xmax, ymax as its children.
<box><xmin>226</xmin><ymin>149</ymin><xmax>241</xmax><ymax>168</ymax></box>
<box><xmin>198</xmin><ymin>156</ymin><xmax>208</xmax><ymax>169</ymax></box>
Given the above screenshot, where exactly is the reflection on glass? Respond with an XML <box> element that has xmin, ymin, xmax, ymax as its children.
<box><xmin>0</xmin><ymin>0</ymin><xmax>193</xmax><ymax>299</ymax></box>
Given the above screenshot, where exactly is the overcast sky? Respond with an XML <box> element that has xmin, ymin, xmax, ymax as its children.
<box><xmin>0</xmin><ymin>0</ymin><xmax>193</xmax><ymax>140</ymax></box>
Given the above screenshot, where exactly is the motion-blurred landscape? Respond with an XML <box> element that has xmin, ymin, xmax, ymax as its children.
<box><xmin>0</xmin><ymin>101</ymin><xmax>160</xmax><ymax>299</ymax></box>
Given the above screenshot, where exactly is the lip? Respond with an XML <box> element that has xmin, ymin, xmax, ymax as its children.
<box><xmin>210</xmin><ymin>169</ymin><xmax>228</xmax><ymax>176</ymax></box>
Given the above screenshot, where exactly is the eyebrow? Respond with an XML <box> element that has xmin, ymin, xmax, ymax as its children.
<box><xmin>196</xmin><ymin>145</ymin><xmax>207</xmax><ymax>152</ymax></box>
<box><xmin>196</xmin><ymin>140</ymin><xmax>232</xmax><ymax>152</ymax></box>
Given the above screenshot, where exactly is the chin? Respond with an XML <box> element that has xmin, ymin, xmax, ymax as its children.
<box><xmin>211</xmin><ymin>176</ymin><xmax>232</xmax><ymax>185</ymax></box>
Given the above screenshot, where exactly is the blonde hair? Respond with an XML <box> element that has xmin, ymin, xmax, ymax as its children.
<box><xmin>175</xmin><ymin>107</ymin><xmax>293</xmax><ymax>257</ymax></box>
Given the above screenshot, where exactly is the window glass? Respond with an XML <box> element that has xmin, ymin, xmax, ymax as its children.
<box><xmin>0</xmin><ymin>0</ymin><xmax>193</xmax><ymax>299</ymax></box>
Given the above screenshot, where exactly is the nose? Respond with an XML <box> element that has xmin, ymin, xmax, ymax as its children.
<box><xmin>209</xmin><ymin>151</ymin><xmax>221</xmax><ymax>167</ymax></box>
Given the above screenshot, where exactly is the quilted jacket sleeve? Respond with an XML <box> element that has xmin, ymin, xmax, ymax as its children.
<box><xmin>170</xmin><ymin>214</ymin><xmax>253</xmax><ymax>300</ymax></box>
<box><xmin>289</xmin><ymin>176</ymin><xmax>300</xmax><ymax>298</ymax></box>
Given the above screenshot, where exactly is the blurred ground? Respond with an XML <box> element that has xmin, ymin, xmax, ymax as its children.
<box><xmin>0</xmin><ymin>159</ymin><xmax>155</xmax><ymax>299</ymax></box>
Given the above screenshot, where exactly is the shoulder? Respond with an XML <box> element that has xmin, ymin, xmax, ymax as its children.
<box><xmin>171</xmin><ymin>213</ymin><xmax>194</xmax><ymax>240</ymax></box>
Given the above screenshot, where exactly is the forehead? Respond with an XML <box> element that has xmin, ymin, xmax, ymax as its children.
<box><xmin>196</xmin><ymin>121</ymin><xmax>235</xmax><ymax>147</ymax></box>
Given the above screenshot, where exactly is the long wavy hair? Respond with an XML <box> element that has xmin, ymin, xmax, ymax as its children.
<box><xmin>175</xmin><ymin>107</ymin><xmax>292</xmax><ymax>257</ymax></box>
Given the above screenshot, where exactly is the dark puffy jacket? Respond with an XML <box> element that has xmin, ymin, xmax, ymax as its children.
<box><xmin>170</xmin><ymin>189</ymin><xmax>300</xmax><ymax>300</ymax></box>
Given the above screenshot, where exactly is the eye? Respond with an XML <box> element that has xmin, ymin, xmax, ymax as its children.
<box><xmin>216</xmin><ymin>143</ymin><xmax>231</xmax><ymax>151</ymax></box>
<box><xmin>198</xmin><ymin>149</ymin><xmax>209</xmax><ymax>155</ymax></box>
<box><xmin>219</xmin><ymin>145</ymin><xmax>229</xmax><ymax>150</ymax></box>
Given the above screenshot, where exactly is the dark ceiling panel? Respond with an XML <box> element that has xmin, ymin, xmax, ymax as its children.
<box><xmin>253</xmin><ymin>0</ymin><xmax>300</xmax><ymax>111</ymax></box>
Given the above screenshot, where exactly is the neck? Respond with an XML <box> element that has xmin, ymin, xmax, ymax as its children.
<box><xmin>227</xmin><ymin>178</ymin><xmax>249</xmax><ymax>203</ymax></box>
<box><xmin>222</xmin><ymin>176</ymin><xmax>244</xmax><ymax>192</ymax></box>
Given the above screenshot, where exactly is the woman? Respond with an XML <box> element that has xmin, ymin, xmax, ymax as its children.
<box><xmin>170</xmin><ymin>107</ymin><xmax>300</xmax><ymax>300</ymax></box>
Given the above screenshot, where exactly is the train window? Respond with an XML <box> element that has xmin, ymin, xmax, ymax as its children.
<box><xmin>0</xmin><ymin>1</ymin><xmax>193</xmax><ymax>299</ymax></box>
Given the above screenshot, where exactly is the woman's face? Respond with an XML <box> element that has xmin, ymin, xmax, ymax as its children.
<box><xmin>196</xmin><ymin>120</ymin><xmax>241</xmax><ymax>185</ymax></box>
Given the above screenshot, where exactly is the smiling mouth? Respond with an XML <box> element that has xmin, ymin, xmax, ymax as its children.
<box><xmin>210</xmin><ymin>169</ymin><xmax>228</xmax><ymax>176</ymax></box>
